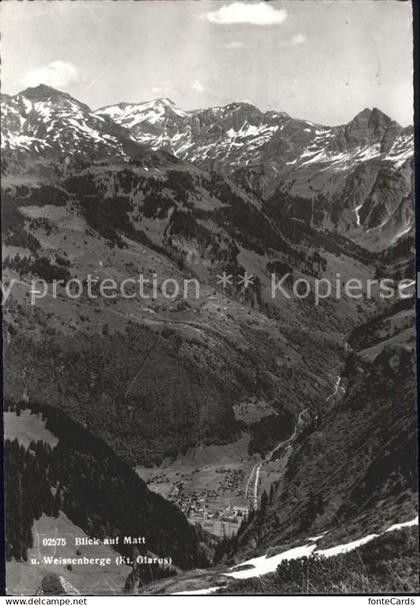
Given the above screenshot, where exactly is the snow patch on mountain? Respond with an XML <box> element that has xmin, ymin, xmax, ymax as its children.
<box><xmin>226</xmin><ymin>516</ymin><xmax>419</xmax><ymax>579</ymax></box>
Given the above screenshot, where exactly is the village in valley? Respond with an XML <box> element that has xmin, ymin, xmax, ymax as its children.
<box><xmin>139</xmin><ymin>464</ymin><xmax>252</xmax><ymax>538</ymax></box>
<box><xmin>170</xmin><ymin>478</ymin><xmax>250</xmax><ymax>538</ymax></box>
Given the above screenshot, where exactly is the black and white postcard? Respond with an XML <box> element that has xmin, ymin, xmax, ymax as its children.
<box><xmin>1</xmin><ymin>0</ymin><xmax>418</xmax><ymax>598</ymax></box>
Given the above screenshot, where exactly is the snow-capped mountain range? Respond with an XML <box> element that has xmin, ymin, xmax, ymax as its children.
<box><xmin>97</xmin><ymin>97</ymin><xmax>412</xmax><ymax>175</ymax></box>
<box><xmin>2</xmin><ymin>84</ymin><xmax>128</xmax><ymax>160</ymax></box>
<box><xmin>1</xmin><ymin>84</ymin><xmax>414</xmax><ymax>250</ymax></box>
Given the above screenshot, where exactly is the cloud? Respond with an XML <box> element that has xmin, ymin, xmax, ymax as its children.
<box><xmin>204</xmin><ymin>2</ymin><xmax>287</xmax><ymax>26</ymax></box>
<box><xmin>191</xmin><ymin>80</ymin><xmax>205</xmax><ymax>93</ymax></box>
<box><xmin>225</xmin><ymin>41</ymin><xmax>245</xmax><ymax>49</ymax></box>
<box><xmin>292</xmin><ymin>33</ymin><xmax>306</xmax><ymax>46</ymax></box>
<box><xmin>21</xmin><ymin>61</ymin><xmax>80</xmax><ymax>89</ymax></box>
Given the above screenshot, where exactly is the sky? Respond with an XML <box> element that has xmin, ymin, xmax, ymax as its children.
<box><xmin>1</xmin><ymin>0</ymin><xmax>414</xmax><ymax>125</ymax></box>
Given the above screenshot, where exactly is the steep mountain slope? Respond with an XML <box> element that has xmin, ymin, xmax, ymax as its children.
<box><xmin>219</xmin><ymin>526</ymin><xmax>419</xmax><ymax>594</ymax></box>
<box><xmin>97</xmin><ymin>100</ymin><xmax>413</xmax><ymax>251</ymax></box>
<box><xmin>216</xmin><ymin>295</ymin><xmax>417</xmax><ymax>564</ymax></box>
<box><xmin>3</xmin><ymin>162</ymin><xmax>360</xmax><ymax>467</ymax></box>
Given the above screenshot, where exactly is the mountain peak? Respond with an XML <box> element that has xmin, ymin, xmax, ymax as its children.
<box><xmin>222</xmin><ymin>101</ymin><xmax>261</xmax><ymax>113</ymax></box>
<box><xmin>154</xmin><ymin>97</ymin><xmax>176</xmax><ymax>106</ymax></box>
<box><xmin>20</xmin><ymin>83</ymin><xmax>65</xmax><ymax>100</ymax></box>
<box><xmin>349</xmin><ymin>106</ymin><xmax>396</xmax><ymax>128</ymax></box>
<box><xmin>353</xmin><ymin>107</ymin><xmax>374</xmax><ymax>119</ymax></box>
<box><xmin>18</xmin><ymin>84</ymin><xmax>91</xmax><ymax>111</ymax></box>
<box><xmin>343</xmin><ymin>106</ymin><xmax>401</xmax><ymax>148</ymax></box>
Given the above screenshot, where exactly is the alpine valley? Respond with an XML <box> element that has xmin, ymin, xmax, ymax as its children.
<box><xmin>2</xmin><ymin>84</ymin><xmax>418</xmax><ymax>595</ymax></box>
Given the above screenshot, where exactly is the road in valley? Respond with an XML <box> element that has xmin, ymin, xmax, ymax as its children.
<box><xmin>245</xmin><ymin>407</ymin><xmax>309</xmax><ymax>509</ymax></box>
<box><xmin>246</xmin><ymin>372</ymin><xmax>344</xmax><ymax>509</ymax></box>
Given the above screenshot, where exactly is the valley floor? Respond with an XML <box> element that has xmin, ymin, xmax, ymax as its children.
<box><xmin>136</xmin><ymin>433</ymin><xmax>259</xmax><ymax>538</ymax></box>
